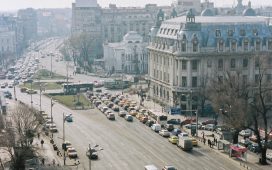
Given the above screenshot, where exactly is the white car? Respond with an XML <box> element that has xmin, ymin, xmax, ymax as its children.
<box><xmin>107</xmin><ymin>113</ymin><xmax>115</xmax><ymax>120</ymax></box>
<box><xmin>267</xmin><ymin>152</ymin><xmax>272</xmax><ymax>161</ymax></box>
<box><xmin>159</xmin><ymin>130</ymin><xmax>171</xmax><ymax>137</ymax></box>
<box><xmin>67</xmin><ymin>147</ymin><xmax>78</xmax><ymax>158</ymax></box>
<box><xmin>239</xmin><ymin>129</ymin><xmax>252</xmax><ymax>137</ymax></box>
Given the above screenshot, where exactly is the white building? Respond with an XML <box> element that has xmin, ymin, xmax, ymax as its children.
<box><xmin>103</xmin><ymin>31</ymin><xmax>148</xmax><ymax>74</ymax></box>
<box><xmin>172</xmin><ymin>0</ymin><xmax>202</xmax><ymax>14</ymax></box>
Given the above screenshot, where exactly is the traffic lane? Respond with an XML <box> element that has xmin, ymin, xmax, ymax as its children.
<box><xmin>14</xmin><ymin>90</ymin><xmax>241</xmax><ymax>170</ymax></box>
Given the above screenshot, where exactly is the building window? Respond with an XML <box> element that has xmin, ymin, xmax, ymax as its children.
<box><xmin>242</xmin><ymin>75</ymin><xmax>247</xmax><ymax>85</ymax></box>
<box><xmin>243</xmin><ymin>58</ymin><xmax>248</xmax><ymax>68</ymax></box>
<box><xmin>215</xmin><ymin>29</ymin><xmax>221</xmax><ymax>37</ymax></box>
<box><xmin>182</xmin><ymin>76</ymin><xmax>187</xmax><ymax>87</ymax></box>
<box><xmin>230</xmin><ymin>58</ymin><xmax>236</xmax><ymax>69</ymax></box>
<box><xmin>192</xmin><ymin>60</ymin><xmax>198</xmax><ymax>71</ymax></box>
<box><xmin>253</xmin><ymin>29</ymin><xmax>258</xmax><ymax>36</ymax></box>
<box><xmin>231</xmin><ymin>40</ymin><xmax>236</xmax><ymax>51</ymax></box>
<box><xmin>240</xmin><ymin>29</ymin><xmax>246</xmax><ymax>36</ymax></box>
<box><xmin>207</xmin><ymin>59</ymin><xmax>212</xmax><ymax>68</ymax></box>
<box><xmin>192</xmin><ymin>40</ymin><xmax>198</xmax><ymax>52</ymax></box>
<box><xmin>244</xmin><ymin>39</ymin><xmax>249</xmax><ymax>51</ymax></box>
<box><xmin>218</xmin><ymin>59</ymin><xmax>223</xmax><ymax>70</ymax></box>
<box><xmin>228</xmin><ymin>29</ymin><xmax>234</xmax><ymax>37</ymax></box>
<box><xmin>268</xmin><ymin>39</ymin><xmax>272</xmax><ymax>50</ymax></box>
<box><xmin>219</xmin><ymin>40</ymin><xmax>224</xmax><ymax>52</ymax></box>
<box><xmin>255</xmin><ymin>59</ymin><xmax>260</xmax><ymax>68</ymax></box>
<box><xmin>181</xmin><ymin>40</ymin><xmax>186</xmax><ymax>52</ymax></box>
<box><xmin>182</xmin><ymin>60</ymin><xmax>187</xmax><ymax>70</ymax></box>
<box><xmin>192</xmin><ymin>77</ymin><xmax>197</xmax><ymax>87</ymax></box>
<box><xmin>256</xmin><ymin>39</ymin><xmax>261</xmax><ymax>51</ymax></box>
<box><xmin>267</xmin><ymin>74</ymin><xmax>272</xmax><ymax>83</ymax></box>
<box><xmin>255</xmin><ymin>74</ymin><xmax>259</xmax><ymax>84</ymax></box>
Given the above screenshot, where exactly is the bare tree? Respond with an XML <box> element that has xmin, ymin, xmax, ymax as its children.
<box><xmin>69</xmin><ymin>32</ymin><xmax>98</xmax><ymax>72</ymax></box>
<box><xmin>0</xmin><ymin>104</ymin><xmax>42</xmax><ymax>169</ymax></box>
<box><xmin>248</xmin><ymin>55</ymin><xmax>272</xmax><ymax>165</ymax></box>
<box><xmin>209</xmin><ymin>71</ymin><xmax>250</xmax><ymax>144</ymax></box>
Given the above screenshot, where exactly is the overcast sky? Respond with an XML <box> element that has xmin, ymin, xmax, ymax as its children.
<box><xmin>0</xmin><ymin>0</ymin><xmax>270</xmax><ymax>11</ymax></box>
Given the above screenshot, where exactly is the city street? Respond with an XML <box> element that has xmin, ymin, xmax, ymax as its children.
<box><xmin>0</xmin><ymin>38</ymin><xmax>244</xmax><ymax>169</ymax></box>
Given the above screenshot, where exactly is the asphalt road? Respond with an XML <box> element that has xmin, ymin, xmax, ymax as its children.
<box><xmin>11</xmin><ymin>88</ymin><xmax>242</xmax><ymax>170</ymax></box>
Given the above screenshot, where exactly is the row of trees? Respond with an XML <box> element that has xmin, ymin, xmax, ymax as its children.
<box><xmin>60</xmin><ymin>32</ymin><xmax>100</xmax><ymax>73</ymax></box>
<box><xmin>202</xmin><ymin>55</ymin><xmax>271</xmax><ymax>165</ymax></box>
<box><xmin>0</xmin><ymin>104</ymin><xmax>43</xmax><ymax>169</ymax></box>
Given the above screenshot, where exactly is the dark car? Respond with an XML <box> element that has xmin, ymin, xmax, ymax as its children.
<box><xmin>145</xmin><ymin>120</ymin><xmax>155</xmax><ymax>127</ymax></box>
<box><xmin>167</xmin><ymin>119</ymin><xmax>181</xmax><ymax>125</ymax></box>
<box><xmin>123</xmin><ymin>105</ymin><xmax>130</xmax><ymax>111</ymax></box>
<box><xmin>165</xmin><ymin>124</ymin><xmax>174</xmax><ymax>132</ymax></box>
<box><xmin>3</xmin><ymin>91</ymin><xmax>12</xmax><ymax>99</ymax></box>
<box><xmin>171</xmin><ymin>128</ymin><xmax>181</xmax><ymax>136</ymax></box>
<box><xmin>95</xmin><ymin>89</ymin><xmax>102</xmax><ymax>93</ymax></box>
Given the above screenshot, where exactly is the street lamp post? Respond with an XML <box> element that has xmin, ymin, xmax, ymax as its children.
<box><xmin>63</xmin><ymin>113</ymin><xmax>66</xmax><ymax>166</ymax></box>
<box><xmin>50</xmin><ymin>98</ymin><xmax>54</xmax><ymax>123</ymax></box>
<box><xmin>13</xmin><ymin>86</ymin><xmax>17</xmax><ymax>101</ymax></box>
<box><xmin>87</xmin><ymin>144</ymin><xmax>103</xmax><ymax>170</ymax></box>
<box><xmin>50</xmin><ymin>54</ymin><xmax>53</xmax><ymax>77</ymax></box>
<box><xmin>30</xmin><ymin>81</ymin><xmax>33</xmax><ymax>107</ymax></box>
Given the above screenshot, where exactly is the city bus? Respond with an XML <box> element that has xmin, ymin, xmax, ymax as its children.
<box><xmin>63</xmin><ymin>83</ymin><xmax>93</xmax><ymax>94</ymax></box>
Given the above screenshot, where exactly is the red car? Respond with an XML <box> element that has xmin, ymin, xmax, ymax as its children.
<box><xmin>202</xmin><ymin>119</ymin><xmax>217</xmax><ymax>125</ymax></box>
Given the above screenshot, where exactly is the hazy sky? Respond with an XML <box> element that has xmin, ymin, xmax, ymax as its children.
<box><xmin>0</xmin><ymin>0</ymin><xmax>270</xmax><ymax>11</ymax></box>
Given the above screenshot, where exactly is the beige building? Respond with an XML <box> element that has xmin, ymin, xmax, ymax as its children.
<box><xmin>148</xmin><ymin>9</ymin><xmax>272</xmax><ymax>111</ymax></box>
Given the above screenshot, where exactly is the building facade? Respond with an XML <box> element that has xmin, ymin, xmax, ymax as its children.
<box><xmin>148</xmin><ymin>9</ymin><xmax>272</xmax><ymax>111</ymax></box>
<box><xmin>103</xmin><ymin>31</ymin><xmax>148</xmax><ymax>74</ymax></box>
<box><xmin>71</xmin><ymin>0</ymin><xmax>172</xmax><ymax>58</ymax></box>
<box><xmin>172</xmin><ymin>0</ymin><xmax>202</xmax><ymax>14</ymax></box>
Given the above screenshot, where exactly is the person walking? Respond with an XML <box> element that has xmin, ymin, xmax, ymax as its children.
<box><xmin>41</xmin><ymin>158</ymin><xmax>45</xmax><ymax>165</ymax></box>
<box><xmin>37</xmin><ymin>132</ymin><xmax>40</xmax><ymax>139</ymax></box>
<box><xmin>208</xmin><ymin>139</ymin><xmax>211</xmax><ymax>148</ymax></box>
<box><xmin>40</xmin><ymin>139</ymin><xmax>44</xmax><ymax>148</ymax></box>
<box><xmin>203</xmin><ymin>138</ymin><xmax>206</xmax><ymax>145</ymax></box>
<box><xmin>52</xmin><ymin>159</ymin><xmax>56</xmax><ymax>166</ymax></box>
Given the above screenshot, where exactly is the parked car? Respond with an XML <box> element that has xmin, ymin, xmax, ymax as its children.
<box><xmin>107</xmin><ymin>113</ymin><xmax>115</xmax><ymax>120</ymax></box>
<box><xmin>266</xmin><ymin>152</ymin><xmax>272</xmax><ymax>161</ymax></box>
<box><xmin>140</xmin><ymin>116</ymin><xmax>148</xmax><ymax>124</ymax></box>
<box><xmin>159</xmin><ymin>130</ymin><xmax>171</xmax><ymax>137</ymax></box>
<box><xmin>20</xmin><ymin>87</ymin><xmax>28</xmax><ymax>93</ymax></box>
<box><xmin>171</xmin><ymin>128</ymin><xmax>181</xmax><ymax>136</ymax></box>
<box><xmin>202</xmin><ymin>119</ymin><xmax>218</xmax><ymax>125</ymax></box>
<box><xmin>125</xmin><ymin>114</ymin><xmax>133</xmax><ymax>122</ymax></box>
<box><xmin>239</xmin><ymin>129</ymin><xmax>252</xmax><ymax>137</ymax></box>
<box><xmin>144</xmin><ymin>165</ymin><xmax>158</xmax><ymax>170</ymax></box>
<box><xmin>3</xmin><ymin>91</ymin><xmax>12</xmax><ymax>99</ymax></box>
<box><xmin>181</xmin><ymin>118</ymin><xmax>196</xmax><ymax>126</ymax></box>
<box><xmin>26</xmin><ymin>89</ymin><xmax>37</xmax><ymax>94</ymax></box>
<box><xmin>129</xmin><ymin>110</ymin><xmax>137</xmax><ymax>116</ymax></box>
<box><xmin>190</xmin><ymin>138</ymin><xmax>198</xmax><ymax>146</ymax></box>
<box><xmin>165</xmin><ymin>124</ymin><xmax>174</xmax><ymax>132</ymax></box>
<box><xmin>112</xmin><ymin>105</ymin><xmax>119</xmax><ymax>112</ymax></box>
<box><xmin>49</xmin><ymin>125</ymin><xmax>58</xmax><ymax>133</ymax></box>
<box><xmin>67</xmin><ymin>147</ymin><xmax>78</xmax><ymax>158</ymax></box>
<box><xmin>151</xmin><ymin>124</ymin><xmax>161</xmax><ymax>133</ymax></box>
<box><xmin>167</xmin><ymin>119</ymin><xmax>181</xmax><ymax>125</ymax></box>
<box><xmin>168</xmin><ymin>136</ymin><xmax>178</xmax><ymax>144</ymax></box>
<box><xmin>162</xmin><ymin>165</ymin><xmax>177</xmax><ymax>170</ymax></box>
<box><xmin>204</xmin><ymin>124</ymin><xmax>216</xmax><ymax>131</ymax></box>
<box><xmin>248</xmin><ymin>143</ymin><xmax>261</xmax><ymax>153</ymax></box>
<box><xmin>145</xmin><ymin>120</ymin><xmax>155</xmax><ymax>127</ymax></box>
<box><xmin>184</xmin><ymin>123</ymin><xmax>201</xmax><ymax>129</ymax></box>
<box><xmin>118</xmin><ymin>111</ymin><xmax>127</xmax><ymax>117</ymax></box>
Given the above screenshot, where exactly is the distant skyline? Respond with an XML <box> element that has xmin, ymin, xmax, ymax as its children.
<box><xmin>0</xmin><ymin>0</ymin><xmax>271</xmax><ymax>11</ymax></box>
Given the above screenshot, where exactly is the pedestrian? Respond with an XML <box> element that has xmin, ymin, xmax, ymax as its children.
<box><xmin>41</xmin><ymin>158</ymin><xmax>45</xmax><ymax>165</ymax></box>
<box><xmin>37</xmin><ymin>132</ymin><xmax>40</xmax><ymax>139</ymax></box>
<box><xmin>208</xmin><ymin>139</ymin><xmax>211</xmax><ymax>147</ymax></box>
<box><xmin>52</xmin><ymin>159</ymin><xmax>55</xmax><ymax>166</ymax></box>
<box><xmin>40</xmin><ymin>139</ymin><xmax>44</xmax><ymax>147</ymax></box>
<box><xmin>215</xmin><ymin>138</ymin><xmax>218</xmax><ymax>145</ymax></box>
<box><xmin>213</xmin><ymin>137</ymin><xmax>216</xmax><ymax>144</ymax></box>
<box><xmin>203</xmin><ymin>138</ymin><xmax>206</xmax><ymax>145</ymax></box>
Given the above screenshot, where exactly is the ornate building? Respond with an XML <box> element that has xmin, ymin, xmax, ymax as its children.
<box><xmin>71</xmin><ymin>0</ymin><xmax>172</xmax><ymax>58</ymax></box>
<box><xmin>103</xmin><ymin>31</ymin><xmax>148</xmax><ymax>74</ymax></box>
<box><xmin>148</xmin><ymin>8</ymin><xmax>272</xmax><ymax>111</ymax></box>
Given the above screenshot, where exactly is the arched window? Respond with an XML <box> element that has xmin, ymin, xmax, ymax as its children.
<box><xmin>218</xmin><ymin>39</ymin><xmax>224</xmax><ymax>52</ymax></box>
<box><xmin>231</xmin><ymin>39</ymin><xmax>237</xmax><ymax>52</ymax></box>
<box><xmin>256</xmin><ymin>38</ymin><xmax>261</xmax><ymax>51</ymax></box>
<box><xmin>181</xmin><ymin>34</ymin><xmax>187</xmax><ymax>52</ymax></box>
<box><xmin>192</xmin><ymin>34</ymin><xmax>198</xmax><ymax>52</ymax></box>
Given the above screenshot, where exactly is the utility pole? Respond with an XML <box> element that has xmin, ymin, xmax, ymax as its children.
<box><xmin>51</xmin><ymin>98</ymin><xmax>53</xmax><ymax>123</ymax></box>
<box><xmin>39</xmin><ymin>85</ymin><xmax>42</xmax><ymax>112</ymax></box>
<box><xmin>50</xmin><ymin>54</ymin><xmax>53</xmax><ymax>77</ymax></box>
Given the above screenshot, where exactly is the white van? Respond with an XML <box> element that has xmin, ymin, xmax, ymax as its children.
<box><xmin>144</xmin><ymin>165</ymin><xmax>158</xmax><ymax>170</ymax></box>
<box><xmin>151</xmin><ymin>124</ymin><xmax>161</xmax><ymax>132</ymax></box>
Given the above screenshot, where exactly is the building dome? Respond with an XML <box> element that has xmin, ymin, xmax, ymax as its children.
<box><xmin>242</xmin><ymin>8</ymin><xmax>256</xmax><ymax>16</ymax></box>
<box><xmin>123</xmin><ymin>31</ymin><xmax>143</xmax><ymax>43</ymax></box>
<box><xmin>201</xmin><ymin>8</ymin><xmax>214</xmax><ymax>16</ymax></box>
